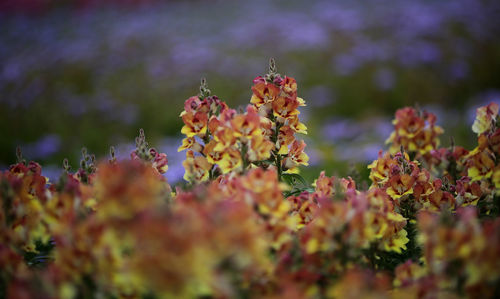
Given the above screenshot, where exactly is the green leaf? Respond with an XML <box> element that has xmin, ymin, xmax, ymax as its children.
<box><xmin>283</xmin><ymin>186</ymin><xmax>315</xmax><ymax>198</ymax></box>
<box><xmin>282</xmin><ymin>173</ymin><xmax>307</xmax><ymax>187</ymax></box>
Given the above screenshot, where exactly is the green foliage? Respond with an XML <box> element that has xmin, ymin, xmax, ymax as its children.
<box><xmin>23</xmin><ymin>239</ymin><xmax>55</xmax><ymax>269</ymax></box>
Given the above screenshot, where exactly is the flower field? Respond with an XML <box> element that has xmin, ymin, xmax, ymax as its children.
<box><xmin>1</xmin><ymin>62</ymin><xmax>499</xmax><ymax>298</ymax></box>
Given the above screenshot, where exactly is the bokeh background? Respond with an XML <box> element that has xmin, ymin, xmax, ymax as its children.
<box><xmin>1</xmin><ymin>0</ymin><xmax>500</xmax><ymax>185</ymax></box>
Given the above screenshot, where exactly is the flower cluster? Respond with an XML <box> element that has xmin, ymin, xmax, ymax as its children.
<box><xmin>386</xmin><ymin>107</ymin><xmax>444</xmax><ymax>158</ymax></box>
<box><xmin>250</xmin><ymin>60</ymin><xmax>309</xmax><ymax>175</ymax></box>
<box><xmin>394</xmin><ymin>208</ymin><xmax>500</xmax><ymax>298</ymax></box>
<box><xmin>178</xmin><ymin>60</ymin><xmax>308</xmax><ymax>184</ymax></box>
<box><xmin>1</xmin><ymin>65</ymin><xmax>500</xmax><ymax>298</ymax></box>
<box><xmin>178</xmin><ymin>79</ymin><xmax>272</xmax><ymax>181</ymax></box>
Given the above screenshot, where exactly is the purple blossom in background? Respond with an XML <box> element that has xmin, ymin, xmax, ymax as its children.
<box><xmin>334</xmin><ymin>54</ymin><xmax>360</xmax><ymax>76</ymax></box>
<box><xmin>2</xmin><ymin>61</ymin><xmax>22</xmax><ymax>82</ymax></box>
<box><xmin>448</xmin><ymin>60</ymin><xmax>468</xmax><ymax>81</ymax></box>
<box><xmin>350</xmin><ymin>41</ymin><xmax>388</xmax><ymax>64</ymax></box>
<box><xmin>373</xmin><ymin>68</ymin><xmax>395</xmax><ymax>91</ymax></box>
<box><xmin>1</xmin><ymin>0</ymin><xmax>500</xmax><ymax>179</ymax></box>
<box><xmin>398</xmin><ymin>42</ymin><xmax>441</xmax><ymax>67</ymax></box>
<box><xmin>58</xmin><ymin>93</ymin><xmax>88</xmax><ymax>116</ymax></box>
<box><xmin>305</xmin><ymin>86</ymin><xmax>335</xmax><ymax>108</ymax></box>
<box><xmin>306</xmin><ymin>147</ymin><xmax>322</xmax><ymax>167</ymax></box>
<box><xmin>22</xmin><ymin>134</ymin><xmax>61</xmax><ymax>160</ymax></box>
<box><xmin>322</xmin><ymin>119</ymin><xmax>362</xmax><ymax>141</ymax></box>
<box><xmin>336</xmin><ymin>142</ymin><xmax>382</xmax><ymax>162</ymax></box>
<box><xmin>117</xmin><ymin>104</ymin><xmax>138</xmax><ymax>125</ymax></box>
<box><xmin>42</xmin><ymin>165</ymin><xmax>63</xmax><ymax>183</ymax></box>
<box><xmin>281</xmin><ymin>16</ymin><xmax>329</xmax><ymax>50</ymax></box>
<box><xmin>373</xmin><ymin>118</ymin><xmax>393</xmax><ymax>139</ymax></box>
<box><xmin>314</xmin><ymin>4</ymin><xmax>364</xmax><ymax>32</ymax></box>
<box><xmin>395</xmin><ymin>2</ymin><xmax>443</xmax><ymax>38</ymax></box>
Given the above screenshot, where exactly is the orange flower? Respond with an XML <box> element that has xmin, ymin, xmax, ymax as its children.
<box><xmin>456</xmin><ymin>176</ymin><xmax>483</xmax><ymax>204</ymax></box>
<box><xmin>312</xmin><ymin>171</ymin><xmax>336</xmax><ymax>198</ymax></box>
<box><xmin>394</xmin><ymin>260</ymin><xmax>426</xmax><ymax>288</ymax></box>
<box><xmin>213</xmin><ymin>126</ymin><xmax>237</xmax><ymax>151</ymax></box>
<box><xmin>282</xmin><ymin>140</ymin><xmax>309</xmax><ymax>171</ymax></box>
<box><xmin>386</xmin><ymin>173</ymin><xmax>416</xmax><ymax>200</ymax></box>
<box><xmin>182</xmin><ymin>150</ymin><xmax>212</xmax><ymax>182</ymax></box>
<box><xmin>250</xmin><ymin>81</ymin><xmax>280</xmax><ymax>108</ymax></box>
<box><xmin>287</xmin><ymin>115</ymin><xmax>307</xmax><ymax>134</ymax></box>
<box><xmin>417</xmin><ymin>208</ymin><xmax>500</xmax><ymax>291</ymax></box>
<box><xmin>421</xmin><ymin>179</ymin><xmax>457</xmax><ymax>210</ymax></box>
<box><xmin>280</xmin><ymin>76</ymin><xmax>298</xmax><ymax>97</ymax></box>
<box><xmin>180</xmin><ymin>111</ymin><xmax>208</xmax><ymax>137</ymax></box>
<box><xmin>368</xmin><ymin>151</ymin><xmax>400</xmax><ymax>185</ymax></box>
<box><xmin>203</xmin><ymin>140</ymin><xmax>224</xmax><ymax>165</ymax></box>
<box><xmin>183</xmin><ymin>96</ymin><xmax>202</xmax><ymax>113</ymax></box>
<box><xmin>272</xmin><ymin>96</ymin><xmax>300</xmax><ymax>121</ymax></box>
<box><xmin>488</xmin><ymin>128</ymin><xmax>500</xmax><ymax>155</ymax></box>
<box><xmin>94</xmin><ymin>160</ymin><xmax>167</xmax><ymax>220</ymax></box>
<box><xmin>276</xmin><ymin>125</ymin><xmax>295</xmax><ymax>155</ymax></box>
<box><xmin>1</xmin><ymin>162</ymin><xmax>51</xmax><ymax>253</ymax></box>
<box><xmin>150</xmin><ymin>149</ymin><xmax>168</xmax><ymax>174</ymax></box>
<box><xmin>466</xmin><ymin>147</ymin><xmax>496</xmax><ymax>181</ymax></box>
<box><xmin>287</xmin><ymin>192</ymin><xmax>318</xmax><ymax>229</ymax></box>
<box><xmin>231</xmin><ymin>105</ymin><xmax>262</xmax><ymax>138</ymax></box>
<box><xmin>218</xmin><ymin>148</ymin><xmax>242</xmax><ymax>174</ymax></box>
<box><xmin>247</xmin><ymin>134</ymin><xmax>274</xmax><ymax>162</ymax></box>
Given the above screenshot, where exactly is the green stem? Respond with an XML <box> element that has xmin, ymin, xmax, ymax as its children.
<box><xmin>276</xmin><ymin>153</ymin><xmax>282</xmax><ymax>181</ymax></box>
<box><xmin>241</xmin><ymin>143</ymin><xmax>249</xmax><ymax>172</ymax></box>
<box><xmin>270</xmin><ymin>121</ymin><xmax>283</xmax><ymax>181</ymax></box>
<box><xmin>209</xmin><ymin>165</ymin><xmax>215</xmax><ymax>180</ymax></box>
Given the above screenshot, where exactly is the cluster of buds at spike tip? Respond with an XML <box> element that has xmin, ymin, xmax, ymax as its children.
<box><xmin>75</xmin><ymin>147</ymin><xmax>96</xmax><ymax>184</ymax></box>
<box><xmin>109</xmin><ymin>146</ymin><xmax>117</xmax><ymax>164</ymax></box>
<box><xmin>15</xmin><ymin>146</ymin><xmax>26</xmax><ymax>165</ymax></box>
<box><xmin>62</xmin><ymin>158</ymin><xmax>71</xmax><ymax>173</ymax></box>
<box><xmin>130</xmin><ymin>128</ymin><xmax>168</xmax><ymax>174</ymax></box>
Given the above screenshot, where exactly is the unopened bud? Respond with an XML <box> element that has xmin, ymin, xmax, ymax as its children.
<box><xmin>269</xmin><ymin>58</ymin><xmax>277</xmax><ymax>74</ymax></box>
<box><xmin>16</xmin><ymin>146</ymin><xmax>24</xmax><ymax>164</ymax></box>
<box><xmin>199</xmin><ymin>77</ymin><xmax>211</xmax><ymax>98</ymax></box>
<box><xmin>415</xmin><ymin>102</ymin><xmax>422</xmax><ymax>117</ymax></box>
<box><xmin>63</xmin><ymin>158</ymin><xmax>70</xmax><ymax>172</ymax></box>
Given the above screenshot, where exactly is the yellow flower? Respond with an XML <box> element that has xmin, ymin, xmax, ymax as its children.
<box><xmin>183</xmin><ymin>150</ymin><xmax>212</xmax><ymax>182</ymax></box>
<box><xmin>472</xmin><ymin>102</ymin><xmax>499</xmax><ymax>135</ymax></box>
